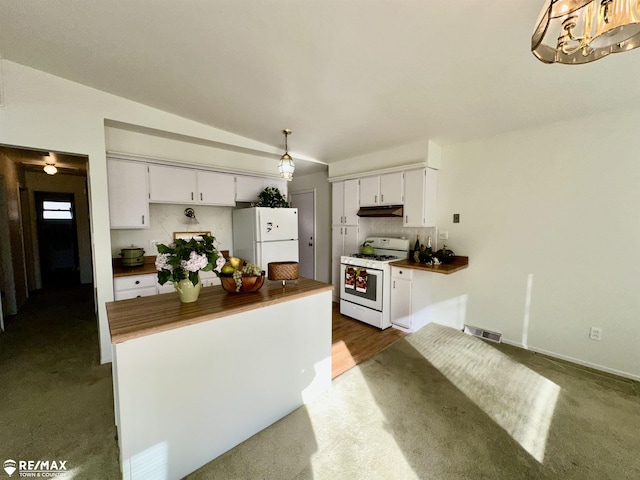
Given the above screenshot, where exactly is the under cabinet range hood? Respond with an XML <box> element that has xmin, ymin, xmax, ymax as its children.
<box><xmin>356</xmin><ymin>205</ymin><xmax>403</xmax><ymax>217</ymax></box>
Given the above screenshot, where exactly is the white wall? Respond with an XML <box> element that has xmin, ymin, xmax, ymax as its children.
<box><xmin>289</xmin><ymin>171</ymin><xmax>331</xmax><ymax>283</ymax></box>
<box><xmin>0</xmin><ymin>60</ymin><xmax>285</xmax><ymax>363</ymax></box>
<box><xmin>436</xmin><ymin>108</ymin><xmax>640</xmax><ymax>380</ymax></box>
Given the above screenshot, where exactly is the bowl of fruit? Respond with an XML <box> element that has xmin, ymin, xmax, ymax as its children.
<box><xmin>219</xmin><ymin>257</ymin><xmax>265</xmax><ymax>293</ymax></box>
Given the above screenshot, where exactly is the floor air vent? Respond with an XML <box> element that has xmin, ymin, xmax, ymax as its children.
<box><xmin>463</xmin><ymin>325</ymin><xmax>502</xmax><ymax>343</ymax></box>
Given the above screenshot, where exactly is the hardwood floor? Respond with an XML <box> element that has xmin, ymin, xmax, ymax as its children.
<box><xmin>331</xmin><ymin>302</ymin><xmax>406</xmax><ymax>379</ymax></box>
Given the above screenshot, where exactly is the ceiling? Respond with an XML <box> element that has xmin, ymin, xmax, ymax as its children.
<box><xmin>2</xmin><ymin>1</ymin><xmax>640</xmax><ymax>173</ymax></box>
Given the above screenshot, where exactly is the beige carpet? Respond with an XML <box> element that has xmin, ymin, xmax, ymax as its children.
<box><xmin>188</xmin><ymin>323</ymin><xmax>640</xmax><ymax>480</ymax></box>
<box><xmin>1</xmin><ymin>287</ymin><xmax>638</xmax><ymax>479</ymax></box>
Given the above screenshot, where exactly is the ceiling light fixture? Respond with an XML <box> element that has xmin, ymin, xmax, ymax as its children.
<box><xmin>43</xmin><ymin>155</ymin><xmax>57</xmax><ymax>175</ymax></box>
<box><xmin>278</xmin><ymin>129</ymin><xmax>295</xmax><ymax>181</ymax></box>
<box><xmin>532</xmin><ymin>0</ymin><xmax>640</xmax><ymax>64</ymax></box>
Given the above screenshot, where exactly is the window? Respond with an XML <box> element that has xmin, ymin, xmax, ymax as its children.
<box><xmin>42</xmin><ymin>201</ymin><xmax>73</xmax><ymax>220</ymax></box>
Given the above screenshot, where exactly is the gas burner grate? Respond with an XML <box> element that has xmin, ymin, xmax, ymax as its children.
<box><xmin>348</xmin><ymin>253</ymin><xmax>400</xmax><ymax>261</ymax></box>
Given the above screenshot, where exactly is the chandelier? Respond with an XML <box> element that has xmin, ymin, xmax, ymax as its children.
<box><xmin>532</xmin><ymin>0</ymin><xmax>640</xmax><ymax>64</ymax></box>
<box><xmin>278</xmin><ymin>129</ymin><xmax>295</xmax><ymax>181</ymax></box>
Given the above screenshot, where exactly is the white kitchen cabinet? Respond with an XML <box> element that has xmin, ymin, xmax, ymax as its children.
<box><xmin>107</xmin><ymin>158</ymin><xmax>150</xmax><ymax>229</ymax></box>
<box><xmin>263</xmin><ymin>178</ymin><xmax>288</xmax><ymax>198</ymax></box>
<box><xmin>236</xmin><ymin>175</ymin><xmax>288</xmax><ymax>203</ymax></box>
<box><xmin>197</xmin><ymin>171</ymin><xmax>236</xmax><ymax>206</ymax></box>
<box><xmin>359</xmin><ymin>172</ymin><xmax>404</xmax><ymax>206</ymax></box>
<box><xmin>332</xmin><ymin>179</ymin><xmax>359</xmax><ymax>225</ymax></box>
<box><xmin>403</xmin><ymin>167</ymin><xmax>437</xmax><ymax>227</ymax></box>
<box><xmin>149</xmin><ymin>165</ymin><xmax>238</xmax><ymax>206</ymax></box>
<box><xmin>391</xmin><ymin>267</ymin><xmax>413</xmax><ymax>329</ymax></box>
<box><xmin>149</xmin><ymin>164</ymin><xmax>198</xmax><ymax>204</ymax></box>
<box><xmin>235</xmin><ymin>176</ymin><xmax>264</xmax><ymax>202</ymax></box>
<box><xmin>331</xmin><ymin>225</ymin><xmax>360</xmax><ymax>298</ymax></box>
<box><xmin>113</xmin><ymin>274</ymin><xmax>158</xmax><ymax>301</ymax></box>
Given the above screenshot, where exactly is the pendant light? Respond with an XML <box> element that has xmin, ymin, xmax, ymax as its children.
<box><xmin>278</xmin><ymin>129</ymin><xmax>295</xmax><ymax>181</ymax></box>
<box><xmin>532</xmin><ymin>0</ymin><xmax>640</xmax><ymax>64</ymax></box>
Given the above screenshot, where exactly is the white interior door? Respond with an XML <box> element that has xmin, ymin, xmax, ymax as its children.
<box><xmin>290</xmin><ymin>191</ymin><xmax>315</xmax><ymax>279</ymax></box>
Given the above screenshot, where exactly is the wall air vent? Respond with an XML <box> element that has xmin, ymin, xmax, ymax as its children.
<box><xmin>463</xmin><ymin>324</ymin><xmax>502</xmax><ymax>343</ymax></box>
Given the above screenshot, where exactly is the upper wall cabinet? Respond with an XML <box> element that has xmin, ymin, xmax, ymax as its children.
<box><xmin>148</xmin><ymin>165</ymin><xmax>236</xmax><ymax>206</ymax></box>
<box><xmin>403</xmin><ymin>167</ymin><xmax>437</xmax><ymax>227</ymax></box>
<box><xmin>197</xmin><ymin>171</ymin><xmax>236</xmax><ymax>206</ymax></box>
<box><xmin>149</xmin><ymin>164</ymin><xmax>198</xmax><ymax>204</ymax></box>
<box><xmin>359</xmin><ymin>172</ymin><xmax>404</xmax><ymax>207</ymax></box>
<box><xmin>236</xmin><ymin>175</ymin><xmax>265</xmax><ymax>203</ymax></box>
<box><xmin>107</xmin><ymin>158</ymin><xmax>150</xmax><ymax>229</ymax></box>
<box><xmin>332</xmin><ymin>179</ymin><xmax>359</xmax><ymax>225</ymax></box>
<box><xmin>236</xmin><ymin>176</ymin><xmax>289</xmax><ymax>203</ymax></box>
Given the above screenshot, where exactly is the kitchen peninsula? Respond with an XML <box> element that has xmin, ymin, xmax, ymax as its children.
<box><xmin>107</xmin><ymin>278</ymin><xmax>333</xmax><ymax>480</ymax></box>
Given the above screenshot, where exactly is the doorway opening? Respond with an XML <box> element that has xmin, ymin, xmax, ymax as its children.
<box><xmin>34</xmin><ymin>191</ymin><xmax>80</xmax><ymax>288</ymax></box>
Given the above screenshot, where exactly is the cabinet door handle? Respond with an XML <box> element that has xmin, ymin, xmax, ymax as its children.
<box><xmin>191</xmin><ymin>192</ymin><xmax>194</xmax><ymax>200</ymax></box>
<box><xmin>393</xmin><ymin>280</ymin><xmax>396</xmax><ymax>288</ymax></box>
<box><xmin>381</xmin><ymin>194</ymin><xmax>384</xmax><ymax>203</ymax></box>
<box><xmin>135</xmin><ymin>280</ymin><xmax>140</xmax><ymax>285</ymax></box>
<box><xmin>200</xmin><ymin>192</ymin><xmax>203</xmax><ymax>201</ymax></box>
<box><xmin>142</xmin><ymin>215</ymin><xmax>145</xmax><ymax>225</ymax></box>
<box><xmin>374</xmin><ymin>195</ymin><xmax>377</xmax><ymax>203</ymax></box>
<box><xmin>405</xmin><ymin>215</ymin><xmax>408</xmax><ymax>223</ymax></box>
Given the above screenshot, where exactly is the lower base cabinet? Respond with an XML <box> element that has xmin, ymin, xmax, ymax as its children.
<box><xmin>390</xmin><ymin>267</ymin><xmax>413</xmax><ymax>329</ymax></box>
<box><xmin>115</xmin><ymin>272</ymin><xmax>222</xmax><ymax>299</ymax></box>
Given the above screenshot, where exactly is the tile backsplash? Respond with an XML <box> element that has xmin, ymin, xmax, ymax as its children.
<box><xmin>110</xmin><ymin>203</ymin><xmax>234</xmax><ymax>257</ymax></box>
<box><xmin>359</xmin><ymin>217</ymin><xmax>438</xmax><ymax>250</ymax></box>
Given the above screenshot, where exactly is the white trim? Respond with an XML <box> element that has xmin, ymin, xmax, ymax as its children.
<box><xmin>106</xmin><ymin>150</ymin><xmax>283</xmax><ymax>179</ymax></box>
<box><xmin>327</xmin><ymin>162</ymin><xmax>427</xmax><ymax>182</ymax></box>
<box><xmin>501</xmin><ymin>338</ymin><xmax>640</xmax><ymax>382</ymax></box>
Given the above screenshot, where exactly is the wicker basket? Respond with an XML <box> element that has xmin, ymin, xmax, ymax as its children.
<box><xmin>268</xmin><ymin>261</ymin><xmax>299</xmax><ymax>281</ymax></box>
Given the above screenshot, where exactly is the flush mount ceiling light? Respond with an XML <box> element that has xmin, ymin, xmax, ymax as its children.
<box><xmin>532</xmin><ymin>0</ymin><xmax>640</xmax><ymax>64</ymax></box>
<box><xmin>43</xmin><ymin>155</ymin><xmax>57</xmax><ymax>175</ymax></box>
<box><xmin>278</xmin><ymin>129</ymin><xmax>295</xmax><ymax>181</ymax></box>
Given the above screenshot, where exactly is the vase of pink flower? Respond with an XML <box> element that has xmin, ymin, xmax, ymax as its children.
<box><xmin>155</xmin><ymin>235</ymin><xmax>225</xmax><ymax>303</ymax></box>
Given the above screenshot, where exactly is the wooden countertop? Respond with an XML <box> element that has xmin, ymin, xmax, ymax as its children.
<box><xmin>112</xmin><ymin>256</ymin><xmax>157</xmax><ymax>277</ymax></box>
<box><xmin>389</xmin><ymin>256</ymin><xmax>469</xmax><ymax>274</ymax></box>
<box><xmin>107</xmin><ymin>277</ymin><xmax>333</xmax><ymax>344</ymax></box>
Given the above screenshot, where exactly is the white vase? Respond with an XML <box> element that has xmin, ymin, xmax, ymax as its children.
<box><xmin>174</xmin><ymin>274</ymin><xmax>201</xmax><ymax>303</ymax></box>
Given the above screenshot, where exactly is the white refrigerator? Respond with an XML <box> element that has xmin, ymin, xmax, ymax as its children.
<box><xmin>232</xmin><ymin>207</ymin><xmax>299</xmax><ymax>269</ymax></box>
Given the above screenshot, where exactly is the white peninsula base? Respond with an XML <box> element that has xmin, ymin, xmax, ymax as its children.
<box><xmin>109</xmin><ymin>285</ymin><xmax>332</xmax><ymax>480</ymax></box>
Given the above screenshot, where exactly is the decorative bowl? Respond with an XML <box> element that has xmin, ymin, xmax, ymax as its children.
<box><xmin>220</xmin><ymin>272</ymin><xmax>266</xmax><ymax>293</ymax></box>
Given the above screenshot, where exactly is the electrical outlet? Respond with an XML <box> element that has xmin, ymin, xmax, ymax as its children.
<box><xmin>453</xmin><ymin>213</ymin><xmax>460</xmax><ymax>223</ymax></box>
<box><xmin>589</xmin><ymin>327</ymin><xmax>602</xmax><ymax>341</ymax></box>
<box><xmin>438</xmin><ymin>231</ymin><xmax>449</xmax><ymax>240</ymax></box>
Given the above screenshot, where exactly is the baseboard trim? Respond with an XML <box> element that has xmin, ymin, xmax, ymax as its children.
<box><xmin>501</xmin><ymin>339</ymin><xmax>640</xmax><ymax>382</ymax></box>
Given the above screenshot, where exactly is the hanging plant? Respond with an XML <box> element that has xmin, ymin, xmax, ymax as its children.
<box><xmin>252</xmin><ymin>187</ymin><xmax>291</xmax><ymax>208</ymax></box>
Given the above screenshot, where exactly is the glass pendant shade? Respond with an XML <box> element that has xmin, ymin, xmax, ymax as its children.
<box><xmin>43</xmin><ymin>164</ymin><xmax>57</xmax><ymax>175</ymax></box>
<box><xmin>532</xmin><ymin>0</ymin><xmax>640</xmax><ymax>64</ymax></box>
<box><xmin>278</xmin><ymin>153</ymin><xmax>295</xmax><ymax>181</ymax></box>
<box><xmin>278</xmin><ymin>129</ymin><xmax>295</xmax><ymax>181</ymax></box>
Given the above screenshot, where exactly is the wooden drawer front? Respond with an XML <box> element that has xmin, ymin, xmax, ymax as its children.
<box><xmin>114</xmin><ymin>274</ymin><xmax>157</xmax><ymax>292</ymax></box>
<box><xmin>114</xmin><ymin>287</ymin><xmax>157</xmax><ymax>301</ymax></box>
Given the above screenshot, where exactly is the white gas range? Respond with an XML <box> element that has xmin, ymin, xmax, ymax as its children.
<box><xmin>339</xmin><ymin>236</ymin><xmax>410</xmax><ymax>329</ymax></box>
